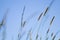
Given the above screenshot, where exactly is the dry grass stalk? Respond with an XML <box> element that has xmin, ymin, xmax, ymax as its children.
<box><xmin>46</xmin><ymin>28</ymin><xmax>50</xmax><ymax>40</ymax></box>
<box><xmin>18</xmin><ymin>33</ymin><xmax>20</xmax><ymax>40</ymax></box>
<box><xmin>51</xmin><ymin>32</ymin><xmax>53</xmax><ymax>37</ymax></box>
<box><xmin>52</xmin><ymin>35</ymin><xmax>56</xmax><ymax>40</ymax></box>
<box><xmin>21</xmin><ymin>6</ymin><xmax>26</xmax><ymax>27</ymax></box>
<box><xmin>38</xmin><ymin>12</ymin><xmax>43</xmax><ymax>21</ymax></box>
<box><xmin>18</xmin><ymin>31</ymin><xmax>25</xmax><ymax>40</ymax></box>
<box><xmin>43</xmin><ymin>0</ymin><xmax>55</xmax><ymax>16</ymax></box>
<box><xmin>50</xmin><ymin>16</ymin><xmax>55</xmax><ymax>25</ymax></box>
<box><xmin>46</xmin><ymin>28</ymin><xmax>50</xmax><ymax>34</ymax></box>
<box><xmin>26</xmin><ymin>28</ymin><xmax>32</xmax><ymax>40</ymax></box>
<box><xmin>46</xmin><ymin>37</ymin><xmax>48</xmax><ymax>40</ymax></box>
<box><xmin>29</xmin><ymin>31</ymin><xmax>32</xmax><ymax>40</ymax></box>
<box><xmin>35</xmin><ymin>34</ymin><xmax>38</xmax><ymax>40</ymax></box>
<box><xmin>26</xmin><ymin>33</ymin><xmax>29</xmax><ymax>40</ymax></box>
<box><xmin>0</xmin><ymin>20</ymin><xmax>4</xmax><ymax>28</ymax></box>
<box><xmin>40</xmin><ymin>37</ymin><xmax>42</xmax><ymax>40</ymax></box>
<box><xmin>43</xmin><ymin>7</ymin><xmax>49</xmax><ymax>16</ymax></box>
<box><xmin>45</xmin><ymin>32</ymin><xmax>49</xmax><ymax>40</ymax></box>
<box><xmin>2</xmin><ymin>30</ymin><xmax>6</xmax><ymax>40</ymax></box>
<box><xmin>22</xmin><ymin>21</ymin><xmax>26</xmax><ymax>27</ymax></box>
<box><xmin>49</xmin><ymin>0</ymin><xmax>55</xmax><ymax>7</ymax></box>
<box><xmin>2</xmin><ymin>9</ymin><xmax>9</xmax><ymax>40</ymax></box>
<box><xmin>37</xmin><ymin>0</ymin><xmax>55</xmax><ymax>37</ymax></box>
<box><xmin>52</xmin><ymin>30</ymin><xmax>60</xmax><ymax>40</ymax></box>
<box><xmin>0</xmin><ymin>16</ymin><xmax>5</xmax><ymax>28</ymax></box>
<box><xmin>0</xmin><ymin>9</ymin><xmax>8</xmax><ymax>29</ymax></box>
<box><xmin>46</xmin><ymin>16</ymin><xmax>55</xmax><ymax>36</ymax></box>
<box><xmin>58</xmin><ymin>38</ymin><xmax>60</xmax><ymax>40</ymax></box>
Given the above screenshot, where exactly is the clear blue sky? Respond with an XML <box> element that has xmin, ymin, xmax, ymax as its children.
<box><xmin>0</xmin><ymin>0</ymin><xmax>60</xmax><ymax>40</ymax></box>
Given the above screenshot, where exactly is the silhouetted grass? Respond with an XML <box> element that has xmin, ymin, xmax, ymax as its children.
<box><xmin>51</xmin><ymin>32</ymin><xmax>53</xmax><ymax>37</ymax></box>
<box><xmin>18</xmin><ymin>30</ymin><xmax>26</xmax><ymax>40</ymax></box>
<box><xmin>30</xmin><ymin>31</ymin><xmax>32</xmax><ymax>40</ymax></box>
<box><xmin>1</xmin><ymin>9</ymin><xmax>9</xmax><ymax>40</ymax></box>
<box><xmin>58</xmin><ymin>38</ymin><xmax>60</xmax><ymax>40</ymax></box>
<box><xmin>38</xmin><ymin>12</ymin><xmax>43</xmax><ymax>21</ymax></box>
<box><xmin>46</xmin><ymin>37</ymin><xmax>48</xmax><ymax>40</ymax></box>
<box><xmin>43</xmin><ymin>0</ymin><xmax>55</xmax><ymax>16</ymax></box>
<box><xmin>46</xmin><ymin>16</ymin><xmax>55</xmax><ymax>40</ymax></box>
<box><xmin>43</xmin><ymin>7</ymin><xmax>49</xmax><ymax>16</ymax></box>
<box><xmin>50</xmin><ymin>16</ymin><xmax>55</xmax><ymax>25</ymax></box>
<box><xmin>21</xmin><ymin>6</ymin><xmax>26</xmax><ymax>27</ymax></box>
<box><xmin>35</xmin><ymin>34</ymin><xmax>38</xmax><ymax>40</ymax></box>
<box><xmin>40</xmin><ymin>37</ymin><xmax>42</xmax><ymax>40</ymax></box>
<box><xmin>0</xmin><ymin>0</ymin><xmax>58</xmax><ymax>40</ymax></box>
<box><xmin>0</xmin><ymin>9</ymin><xmax>9</xmax><ymax>29</ymax></box>
<box><xmin>52</xmin><ymin>35</ymin><xmax>56</xmax><ymax>40</ymax></box>
<box><xmin>52</xmin><ymin>31</ymin><xmax>60</xmax><ymax>40</ymax></box>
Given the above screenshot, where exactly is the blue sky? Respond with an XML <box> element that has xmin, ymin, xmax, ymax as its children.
<box><xmin>0</xmin><ymin>0</ymin><xmax>60</xmax><ymax>40</ymax></box>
